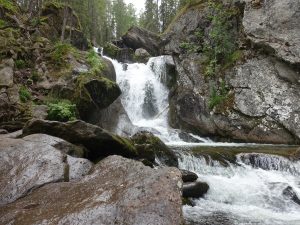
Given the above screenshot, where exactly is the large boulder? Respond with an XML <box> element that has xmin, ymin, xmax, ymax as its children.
<box><xmin>243</xmin><ymin>0</ymin><xmax>300</xmax><ymax>65</ymax></box>
<box><xmin>122</xmin><ymin>26</ymin><xmax>162</xmax><ymax>56</ymax></box>
<box><xmin>23</xmin><ymin>119</ymin><xmax>137</xmax><ymax>160</ymax></box>
<box><xmin>0</xmin><ymin>134</ymin><xmax>92</xmax><ymax>206</ymax></box>
<box><xmin>103</xmin><ymin>42</ymin><xmax>134</xmax><ymax>63</ymax></box>
<box><xmin>0</xmin><ymin>155</ymin><xmax>183</xmax><ymax>225</ymax></box>
<box><xmin>131</xmin><ymin>131</ymin><xmax>178</xmax><ymax>167</ymax></box>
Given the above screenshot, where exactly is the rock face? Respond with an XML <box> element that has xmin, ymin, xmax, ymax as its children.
<box><xmin>163</xmin><ymin>0</ymin><xmax>300</xmax><ymax>144</ymax></box>
<box><xmin>243</xmin><ymin>0</ymin><xmax>300</xmax><ymax>65</ymax></box>
<box><xmin>0</xmin><ymin>134</ymin><xmax>92</xmax><ymax>206</ymax></box>
<box><xmin>122</xmin><ymin>26</ymin><xmax>162</xmax><ymax>56</ymax></box>
<box><xmin>23</xmin><ymin>119</ymin><xmax>137</xmax><ymax>160</ymax></box>
<box><xmin>0</xmin><ymin>155</ymin><xmax>183</xmax><ymax>225</ymax></box>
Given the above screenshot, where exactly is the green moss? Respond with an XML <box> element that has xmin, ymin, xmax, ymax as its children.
<box><xmin>50</xmin><ymin>42</ymin><xmax>78</xmax><ymax>67</ymax></box>
<box><xmin>208</xmin><ymin>81</ymin><xmax>228</xmax><ymax>109</ymax></box>
<box><xmin>19</xmin><ymin>86</ymin><xmax>31</xmax><ymax>103</ymax></box>
<box><xmin>15</xmin><ymin>59</ymin><xmax>27</xmax><ymax>69</ymax></box>
<box><xmin>46</xmin><ymin>99</ymin><xmax>77</xmax><ymax>122</ymax></box>
<box><xmin>30</xmin><ymin>70</ymin><xmax>41</xmax><ymax>83</ymax></box>
<box><xmin>0</xmin><ymin>19</ymin><xmax>6</xmax><ymax>28</ymax></box>
<box><xmin>190</xmin><ymin>145</ymin><xmax>300</xmax><ymax>166</ymax></box>
<box><xmin>113</xmin><ymin>135</ymin><xmax>138</xmax><ymax>156</ymax></box>
<box><xmin>86</xmin><ymin>49</ymin><xmax>104</xmax><ymax>74</ymax></box>
<box><xmin>103</xmin><ymin>42</ymin><xmax>120</xmax><ymax>59</ymax></box>
<box><xmin>0</xmin><ymin>0</ymin><xmax>18</xmax><ymax>13</ymax></box>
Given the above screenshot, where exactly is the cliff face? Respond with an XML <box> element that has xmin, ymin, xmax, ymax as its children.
<box><xmin>163</xmin><ymin>0</ymin><xmax>300</xmax><ymax>144</ymax></box>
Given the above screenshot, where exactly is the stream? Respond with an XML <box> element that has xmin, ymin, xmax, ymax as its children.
<box><xmin>107</xmin><ymin>55</ymin><xmax>300</xmax><ymax>225</ymax></box>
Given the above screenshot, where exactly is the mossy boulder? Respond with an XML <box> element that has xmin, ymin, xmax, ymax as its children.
<box><xmin>131</xmin><ymin>131</ymin><xmax>178</xmax><ymax>167</ymax></box>
<box><xmin>23</xmin><ymin>119</ymin><xmax>137</xmax><ymax>161</ymax></box>
<box><xmin>103</xmin><ymin>42</ymin><xmax>134</xmax><ymax>63</ymax></box>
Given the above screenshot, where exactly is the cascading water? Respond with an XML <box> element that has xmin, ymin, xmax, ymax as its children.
<box><xmin>177</xmin><ymin>149</ymin><xmax>300</xmax><ymax>225</ymax></box>
<box><xmin>105</xmin><ymin>54</ymin><xmax>300</xmax><ymax>225</ymax></box>
<box><xmin>109</xmin><ymin>56</ymin><xmax>207</xmax><ymax>143</ymax></box>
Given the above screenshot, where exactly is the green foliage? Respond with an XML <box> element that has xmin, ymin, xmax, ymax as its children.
<box><xmin>0</xmin><ymin>19</ymin><xmax>6</xmax><ymax>28</ymax></box>
<box><xmin>19</xmin><ymin>86</ymin><xmax>31</xmax><ymax>103</ymax></box>
<box><xmin>0</xmin><ymin>0</ymin><xmax>18</xmax><ymax>13</ymax></box>
<box><xmin>15</xmin><ymin>59</ymin><xmax>27</xmax><ymax>69</ymax></box>
<box><xmin>179</xmin><ymin>42</ymin><xmax>198</xmax><ymax>53</ymax></box>
<box><xmin>202</xmin><ymin>0</ymin><xmax>239</xmax><ymax>76</ymax></box>
<box><xmin>47</xmin><ymin>99</ymin><xmax>77</xmax><ymax>122</ymax></box>
<box><xmin>31</xmin><ymin>70</ymin><xmax>41</xmax><ymax>83</ymax></box>
<box><xmin>208</xmin><ymin>81</ymin><xmax>228</xmax><ymax>109</ymax></box>
<box><xmin>50</xmin><ymin>42</ymin><xmax>78</xmax><ymax>67</ymax></box>
<box><xmin>86</xmin><ymin>49</ymin><xmax>104</xmax><ymax>74</ymax></box>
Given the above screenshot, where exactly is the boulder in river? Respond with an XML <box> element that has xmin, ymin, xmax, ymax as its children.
<box><xmin>181</xmin><ymin>169</ymin><xmax>198</xmax><ymax>183</ymax></box>
<box><xmin>23</xmin><ymin>119</ymin><xmax>137</xmax><ymax>161</ymax></box>
<box><xmin>0</xmin><ymin>134</ymin><xmax>92</xmax><ymax>206</ymax></box>
<box><xmin>131</xmin><ymin>131</ymin><xmax>178</xmax><ymax>167</ymax></box>
<box><xmin>182</xmin><ymin>181</ymin><xmax>209</xmax><ymax>199</ymax></box>
<box><xmin>282</xmin><ymin>186</ymin><xmax>300</xmax><ymax>206</ymax></box>
<box><xmin>0</xmin><ymin>155</ymin><xmax>183</xmax><ymax>225</ymax></box>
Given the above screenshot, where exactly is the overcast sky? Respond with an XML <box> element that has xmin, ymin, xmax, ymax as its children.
<box><xmin>124</xmin><ymin>0</ymin><xmax>146</xmax><ymax>12</ymax></box>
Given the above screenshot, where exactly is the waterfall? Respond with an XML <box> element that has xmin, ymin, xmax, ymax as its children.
<box><xmin>109</xmin><ymin>56</ymin><xmax>207</xmax><ymax>143</ymax></box>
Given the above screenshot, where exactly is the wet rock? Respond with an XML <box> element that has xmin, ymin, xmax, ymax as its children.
<box><xmin>23</xmin><ymin>119</ymin><xmax>137</xmax><ymax>160</ymax></box>
<box><xmin>181</xmin><ymin>169</ymin><xmax>198</xmax><ymax>183</ymax></box>
<box><xmin>179</xmin><ymin>132</ymin><xmax>203</xmax><ymax>143</ymax></box>
<box><xmin>134</xmin><ymin>48</ymin><xmax>151</xmax><ymax>63</ymax></box>
<box><xmin>182</xmin><ymin>181</ymin><xmax>209</xmax><ymax>198</ymax></box>
<box><xmin>131</xmin><ymin>131</ymin><xmax>178</xmax><ymax>167</ymax></box>
<box><xmin>282</xmin><ymin>186</ymin><xmax>300</xmax><ymax>206</ymax></box>
<box><xmin>243</xmin><ymin>0</ymin><xmax>300</xmax><ymax>65</ymax></box>
<box><xmin>0</xmin><ymin>134</ymin><xmax>92</xmax><ymax>206</ymax></box>
<box><xmin>122</xmin><ymin>26</ymin><xmax>162</xmax><ymax>56</ymax></box>
<box><xmin>0</xmin><ymin>155</ymin><xmax>183</xmax><ymax>225</ymax></box>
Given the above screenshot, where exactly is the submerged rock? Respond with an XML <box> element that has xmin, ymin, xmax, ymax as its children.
<box><xmin>131</xmin><ymin>131</ymin><xmax>178</xmax><ymax>167</ymax></box>
<box><xmin>23</xmin><ymin>119</ymin><xmax>137</xmax><ymax>161</ymax></box>
<box><xmin>0</xmin><ymin>134</ymin><xmax>92</xmax><ymax>206</ymax></box>
<box><xmin>0</xmin><ymin>155</ymin><xmax>183</xmax><ymax>225</ymax></box>
<box><xmin>282</xmin><ymin>186</ymin><xmax>300</xmax><ymax>206</ymax></box>
<box><xmin>182</xmin><ymin>181</ymin><xmax>209</xmax><ymax>198</ymax></box>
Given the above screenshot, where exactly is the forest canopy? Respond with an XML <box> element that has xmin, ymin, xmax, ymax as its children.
<box><xmin>14</xmin><ymin>0</ymin><xmax>189</xmax><ymax>45</ymax></box>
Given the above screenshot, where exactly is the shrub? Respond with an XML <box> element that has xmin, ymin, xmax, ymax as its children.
<box><xmin>19</xmin><ymin>86</ymin><xmax>31</xmax><ymax>103</ymax></box>
<box><xmin>50</xmin><ymin>42</ymin><xmax>78</xmax><ymax>67</ymax></box>
<box><xmin>208</xmin><ymin>81</ymin><xmax>228</xmax><ymax>109</ymax></box>
<box><xmin>31</xmin><ymin>70</ymin><xmax>41</xmax><ymax>83</ymax></box>
<box><xmin>47</xmin><ymin>100</ymin><xmax>76</xmax><ymax>122</ymax></box>
<box><xmin>86</xmin><ymin>49</ymin><xmax>104</xmax><ymax>74</ymax></box>
<box><xmin>15</xmin><ymin>59</ymin><xmax>27</xmax><ymax>69</ymax></box>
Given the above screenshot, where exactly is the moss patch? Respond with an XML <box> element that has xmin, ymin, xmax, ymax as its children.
<box><xmin>0</xmin><ymin>0</ymin><xmax>19</xmax><ymax>13</ymax></box>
